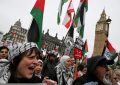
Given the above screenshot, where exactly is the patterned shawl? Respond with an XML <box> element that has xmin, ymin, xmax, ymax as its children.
<box><xmin>56</xmin><ymin>55</ymin><xmax>73</xmax><ymax>85</ymax></box>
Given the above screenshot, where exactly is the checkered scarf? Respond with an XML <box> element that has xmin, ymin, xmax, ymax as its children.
<box><xmin>0</xmin><ymin>42</ymin><xmax>39</xmax><ymax>83</ymax></box>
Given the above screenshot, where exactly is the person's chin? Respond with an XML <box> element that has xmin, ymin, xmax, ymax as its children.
<box><xmin>25</xmin><ymin>73</ymin><xmax>33</xmax><ymax>79</ymax></box>
<box><xmin>25</xmin><ymin>71</ymin><xmax>33</xmax><ymax>79</ymax></box>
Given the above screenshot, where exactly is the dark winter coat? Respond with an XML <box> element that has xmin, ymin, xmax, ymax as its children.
<box><xmin>42</xmin><ymin>60</ymin><xmax>57</xmax><ymax>81</ymax></box>
<box><xmin>72</xmin><ymin>74</ymin><xmax>104</xmax><ymax>85</ymax></box>
<box><xmin>8</xmin><ymin>75</ymin><xmax>42</xmax><ymax>83</ymax></box>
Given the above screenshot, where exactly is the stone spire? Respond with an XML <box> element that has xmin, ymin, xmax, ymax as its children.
<box><xmin>14</xmin><ymin>19</ymin><xmax>21</xmax><ymax>27</ymax></box>
<box><xmin>55</xmin><ymin>33</ymin><xmax>58</xmax><ymax>38</ymax></box>
<box><xmin>99</xmin><ymin>9</ymin><xmax>107</xmax><ymax>22</ymax></box>
<box><xmin>46</xmin><ymin>29</ymin><xmax>49</xmax><ymax>35</ymax></box>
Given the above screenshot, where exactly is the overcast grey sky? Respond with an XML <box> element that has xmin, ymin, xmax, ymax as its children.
<box><xmin>0</xmin><ymin>0</ymin><xmax>120</xmax><ymax>57</ymax></box>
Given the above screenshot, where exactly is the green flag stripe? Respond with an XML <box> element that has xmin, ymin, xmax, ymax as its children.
<box><xmin>64</xmin><ymin>0</ymin><xmax>68</xmax><ymax>3</ymax></box>
<box><xmin>79</xmin><ymin>25</ymin><xmax>84</xmax><ymax>38</ymax></box>
<box><xmin>57</xmin><ymin>0</ymin><xmax>68</xmax><ymax>24</ymax></box>
<box><xmin>31</xmin><ymin>8</ymin><xmax>43</xmax><ymax>25</ymax></box>
<box><xmin>85</xmin><ymin>4</ymin><xmax>88</xmax><ymax>11</ymax></box>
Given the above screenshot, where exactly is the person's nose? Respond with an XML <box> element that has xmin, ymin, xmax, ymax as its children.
<box><xmin>32</xmin><ymin>58</ymin><xmax>38</xmax><ymax>66</ymax></box>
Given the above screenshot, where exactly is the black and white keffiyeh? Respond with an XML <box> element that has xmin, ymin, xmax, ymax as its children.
<box><xmin>0</xmin><ymin>42</ymin><xmax>39</xmax><ymax>83</ymax></box>
<box><xmin>8</xmin><ymin>42</ymin><xmax>38</xmax><ymax>62</ymax></box>
<box><xmin>0</xmin><ymin>59</ymin><xmax>10</xmax><ymax>83</ymax></box>
<box><xmin>56</xmin><ymin>55</ymin><xmax>73</xmax><ymax>85</ymax></box>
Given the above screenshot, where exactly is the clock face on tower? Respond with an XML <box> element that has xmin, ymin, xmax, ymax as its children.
<box><xmin>96</xmin><ymin>24</ymin><xmax>103</xmax><ymax>31</ymax></box>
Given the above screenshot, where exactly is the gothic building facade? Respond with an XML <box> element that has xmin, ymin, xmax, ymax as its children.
<box><xmin>2</xmin><ymin>19</ymin><xmax>27</xmax><ymax>45</ymax></box>
<box><xmin>42</xmin><ymin>29</ymin><xmax>66</xmax><ymax>55</ymax></box>
<box><xmin>2</xmin><ymin>19</ymin><xmax>66</xmax><ymax>55</ymax></box>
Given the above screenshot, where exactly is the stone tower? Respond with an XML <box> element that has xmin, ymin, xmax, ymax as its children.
<box><xmin>93</xmin><ymin>10</ymin><xmax>111</xmax><ymax>56</ymax></box>
<box><xmin>2</xmin><ymin>19</ymin><xmax>27</xmax><ymax>45</ymax></box>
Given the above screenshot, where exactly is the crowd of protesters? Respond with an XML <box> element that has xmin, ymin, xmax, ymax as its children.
<box><xmin>0</xmin><ymin>42</ymin><xmax>120</xmax><ymax>85</ymax></box>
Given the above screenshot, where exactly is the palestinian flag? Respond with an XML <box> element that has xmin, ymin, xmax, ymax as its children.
<box><xmin>82</xmin><ymin>55</ymin><xmax>88</xmax><ymax>64</ymax></box>
<box><xmin>103</xmin><ymin>40</ymin><xmax>117</xmax><ymax>60</ymax></box>
<box><xmin>73</xmin><ymin>0</ymin><xmax>88</xmax><ymax>38</ymax></box>
<box><xmin>57</xmin><ymin>0</ymin><xmax>68</xmax><ymax>24</ymax></box>
<box><xmin>115</xmin><ymin>54</ymin><xmax>120</xmax><ymax>66</ymax></box>
<box><xmin>64</xmin><ymin>24</ymin><xmax>74</xmax><ymax>55</ymax></box>
<box><xmin>27</xmin><ymin>0</ymin><xmax>45</xmax><ymax>49</ymax></box>
<box><xmin>82</xmin><ymin>39</ymin><xmax>88</xmax><ymax>54</ymax></box>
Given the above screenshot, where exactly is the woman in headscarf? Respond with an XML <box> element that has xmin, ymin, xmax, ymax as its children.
<box><xmin>56</xmin><ymin>55</ymin><xmax>74</xmax><ymax>85</ymax></box>
<box><xmin>34</xmin><ymin>59</ymin><xmax>43</xmax><ymax>79</ymax></box>
<box><xmin>0</xmin><ymin>42</ymin><xmax>42</xmax><ymax>83</ymax></box>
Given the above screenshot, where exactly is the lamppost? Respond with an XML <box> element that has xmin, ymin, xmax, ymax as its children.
<box><xmin>106</xmin><ymin>16</ymin><xmax>112</xmax><ymax>37</ymax></box>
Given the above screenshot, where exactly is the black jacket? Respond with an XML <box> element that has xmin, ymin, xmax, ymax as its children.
<box><xmin>8</xmin><ymin>75</ymin><xmax>42</xmax><ymax>83</ymax></box>
<box><xmin>42</xmin><ymin>60</ymin><xmax>57</xmax><ymax>81</ymax></box>
<box><xmin>73</xmin><ymin>74</ymin><xmax>104</xmax><ymax>85</ymax></box>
